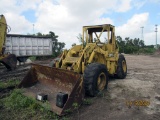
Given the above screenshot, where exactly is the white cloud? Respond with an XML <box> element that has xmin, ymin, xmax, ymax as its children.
<box><xmin>0</xmin><ymin>0</ymin><xmax>41</xmax><ymax>34</ymax></box>
<box><xmin>145</xmin><ymin>32</ymin><xmax>155</xmax><ymax>45</ymax></box>
<box><xmin>35</xmin><ymin>1</ymin><xmax>76</xmax><ymax>31</ymax></box>
<box><xmin>0</xmin><ymin>0</ymin><xmax>41</xmax><ymax>14</ymax></box>
<box><xmin>4</xmin><ymin>0</ymin><xmax>159</xmax><ymax>49</ymax></box>
<box><xmin>132</xmin><ymin>0</ymin><xmax>147</xmax><ymax>9</ymax></box>
<box><xmin>116</xmin><ymin>13</ymin><xmax>150</xmax><ymax>43</ymax></box>
<box><xmin>92</xmin><ymin>18</ymin><xmax>114</xmax><ymax>25</ymax></box>
<box><xmin>116</xmin><ymin>13</ymin><xmax>160</xmax><ymax>45</ymax></box>
<box><xmin>33</xmin><ymin>0</ymin><xmax>132</xmax><ymax>48</ymax></box>
<box><xmin>5</xmin><ymin>13</ymin><xmax>32</xmax><ymax>34</ymax></box>
<box><xmin>132</xmin><ymin>0</ymin><xmax>160</xmax><ymax>10</ymax></box>
<box><xmin>116</xmin><ymin>0</ymin><xmax>132</xmax><ymax>12</ymax></box>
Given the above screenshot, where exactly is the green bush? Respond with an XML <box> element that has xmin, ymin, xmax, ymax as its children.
<box><xmin>139</xmin><ymin>48</ymin><xmax>156</xmax><ymax>54</ymax></box>
<box><xmin>83</xmin><ymin>98</ymin><xmax>93</xmax><ymax>105</ymax></box>
<box><xmin>3</xmin><ymin>89</ymin><xmax>37</xmax><ymax>110</ymax></box>
<box><xmin>29</xmin><ymin>56</ymin><xmax>36</xmax><ymax>61</ymax></box>
<box><xmin>0</xmin><ymin>79</ymin><xmax>20</xmax><ymax>89</ymax></box>
<box><xmin>0</xmin><ymin>89</ymin><xmax>61</xmax><ymax>119</ymax></box>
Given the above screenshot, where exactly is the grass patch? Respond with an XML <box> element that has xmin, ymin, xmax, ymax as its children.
<box><xmin>0</xmin><ymin>79</ymin><xmax>20</xmax><ymax>89</ymax></box>
<box><xmin>29</xmin><ymin>56</ymin><xmax>37</xmax><ymax>61</ymax></box>
<box><xmin>83</xmin><ymin>98</ymin><xmax>93</xmax><ymax>105</ymax></box>
<box><xmin>0</xmin><ymin>89</ymin><xmax>69</xmax><ymax>120</ymax></box>
<box><xmin>3</xmin><ymin>89</ymin><xmax>38</xmax><ymax>110</ymax></box>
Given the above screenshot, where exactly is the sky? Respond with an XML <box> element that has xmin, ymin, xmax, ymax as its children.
<box><xmin>0</xmin><ymin>0</ymin><xmax>160</xmax><ymax>48</ymax></box>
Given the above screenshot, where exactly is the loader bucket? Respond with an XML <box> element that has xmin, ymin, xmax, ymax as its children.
<box><xmin>18</xmin><ymin>64</ymin><xmax>85</xmax><ymax>115</ymax></box>
<box><xmin>0</xmin><ymin>54</ymin><xmax>17</xmax><ymax>70</ymax></box>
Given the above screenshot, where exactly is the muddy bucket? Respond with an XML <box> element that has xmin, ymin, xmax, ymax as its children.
<box><xmin>18</xmin><ymin>64</ymin><xmax>85</xmax><ymax>115</ymax></box>
<box><xmin>0</xmin><ymin>54</ymin><xmax>17</xmax><ymax>70</ymax></box>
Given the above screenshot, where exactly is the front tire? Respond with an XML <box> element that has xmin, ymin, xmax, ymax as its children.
<box><xmin>83</xmin><ymin>63</ymin><xmax>109</xmax><ymax>97</ymax></box>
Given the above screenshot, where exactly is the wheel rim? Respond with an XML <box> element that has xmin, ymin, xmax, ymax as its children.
<box><xmin>97</xmin><ymin>72</ymin><xmax>106</xmax><ymax>91</ymax></box>
<box><xmin>122</xmin><ymin>60</ymin><xmax>127</xmax><ymax>72</ymax></box>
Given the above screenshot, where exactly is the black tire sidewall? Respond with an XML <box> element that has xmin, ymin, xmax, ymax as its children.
<box><xmin>92</xmin><ymin>66</ymin><xmax>108</xmax><ymax>95</ymax></box>
<box><xmin>116</xmin><ymin>54</ymin><xmax>127</xmax><ymax>79</ymax></box>
<box><xmin>84</xmin><ymin>63</ymin><xmax>108</xmax><ymax>96</ymax></box>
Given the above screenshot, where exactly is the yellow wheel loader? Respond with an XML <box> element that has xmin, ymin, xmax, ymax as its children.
<box><xmin>0</xmin><ymin>15</ymin><xmax>17</xmax><ymax>70</ymax></box>
<box><xmin>19</xmin><ymin>24</ymin><xmax>127</xmax><ymax>115</ymax></box>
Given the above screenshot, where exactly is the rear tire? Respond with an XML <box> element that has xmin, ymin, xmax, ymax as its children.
<box><xmin>116</xmin><ymin>54</ymin><xmax>127</xmax><ymax>79</ymax></box>
<box><xmin>83</xmin><ymin>63</ymin><xmax>109</xmax><ymax>97</ymax></box>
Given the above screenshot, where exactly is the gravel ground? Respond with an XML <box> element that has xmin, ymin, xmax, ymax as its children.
<box><xmin>70</xmin><ymin>54</ymin><xmax>160</xmax><ymax>120</ymax></box>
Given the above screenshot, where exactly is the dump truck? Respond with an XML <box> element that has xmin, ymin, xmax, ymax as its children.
<box><xmin>0</xmin><ymin>14</ymin><xmax>53</xmax><ymax>70</ymax></box>
<box><xmin>6</xmin><ymin>34</ymin><xmax>53</xmax><ymax>62</ymax></box>
<box><xmin>19</xmin><ymin>24</ymin><xmax>127</xmax><ymax>115</ymax></box>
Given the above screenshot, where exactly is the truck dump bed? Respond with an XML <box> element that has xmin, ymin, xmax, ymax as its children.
<box><xmin>5</xmin><ymin>34</ymin><xmax>52</xmax><ymax>57</ymax></box>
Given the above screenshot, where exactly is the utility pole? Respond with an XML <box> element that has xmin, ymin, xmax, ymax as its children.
<box><xmin>139</xmin><ymin>26</ymin><xmax>144</xmax><ymax>55</ymax></box>
<box><xmin>155</xmin><ymin>24</ymin><xmax>158</xmax><ymax>49</ymax></box>
<box><xmin>33</xmin><ymin>24</ymin><xmax>34</xmax><ymax>34</ymax></box>
<box><xmin>141</xmin><ymin>26</ymin><xmax>144</xmax><ymax>41</ymax></box>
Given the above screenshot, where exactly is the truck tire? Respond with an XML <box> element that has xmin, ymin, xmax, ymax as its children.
<box><xmin>116</xmin><ymin>54</ymin><xmax>127</xmax><ymax>79</ymax></box>
<box><xmin>49</xmin><ymin>57</ymin><xmax>60</xmax><ymax>67</ymax></box>
<box><xmin>17</xmin><ymin>57</ymin><xmax>28</xmax><ymax>62</ymax></box>
<box><xmin>83</xmin><ymin>63</ymin><xmax>109</xmax><ymax>97</ymax></box>
<box><xmin>49</xmin><ymin>60</ymin><xmax>56</xmax><ymax>67</ymax></box>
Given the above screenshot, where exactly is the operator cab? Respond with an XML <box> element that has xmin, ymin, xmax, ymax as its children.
<box><xmin>82</xmin><ymin>24</ymin><xmax>115</xmax><ymax>43</ymax></box>
<box><xmin>82</xmin><ymin>24</ymin><xmax>117</xmax><ymax>51</ymax></box>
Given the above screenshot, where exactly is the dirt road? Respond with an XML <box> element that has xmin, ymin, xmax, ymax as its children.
<box><xmin>70</xmin><ymin>54</ymin><xmax>160</xmax><ymax>120</ymax></box>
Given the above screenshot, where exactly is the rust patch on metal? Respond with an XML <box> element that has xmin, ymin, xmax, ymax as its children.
<box><xmin>19</xmin><ymin>64</ymin><xmax>85</xmax><ymax>115</ymax></box>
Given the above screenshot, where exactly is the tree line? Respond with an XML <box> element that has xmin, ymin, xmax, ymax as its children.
<box><xmin>31</xmin><ymin>31</ymin><xmax>65</xmax><ymax>57</ymax></box>
<box><xmin>116</xmin><ymin>36</ymin><xmax>157</xmax><ymax>54</ymax></box>
<box><xmin>30</xmin><ymin>31</ymin><xmax>157</xmax><ymax>57</ymax></box>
